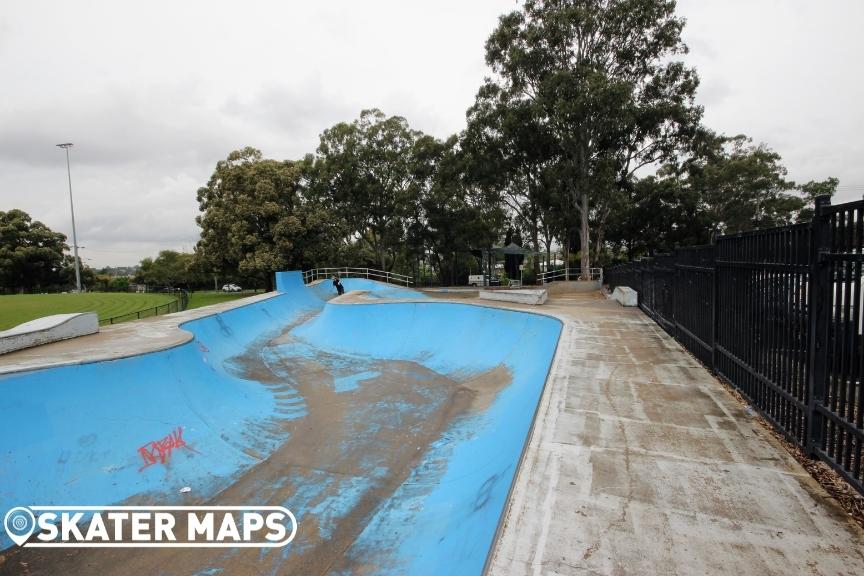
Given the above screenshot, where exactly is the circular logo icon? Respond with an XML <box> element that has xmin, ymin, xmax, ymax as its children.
<box><xmin>3</xmin><ymin>506</ymin><xmax>35</xmax><ymax>546</ymax></box>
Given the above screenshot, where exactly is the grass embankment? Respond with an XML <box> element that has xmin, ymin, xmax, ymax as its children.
<box><xmin>186</xmin><ymin>291</ymin><xmax>252</xmax><ymax>310</ymax></box>
<box><xmin>0</xmin><ymin>292</ymin><xmax>177</xmax><ymax>330</ymax></box>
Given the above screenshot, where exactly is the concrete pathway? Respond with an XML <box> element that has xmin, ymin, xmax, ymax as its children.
<box><xmin>489</xmin><ymin>292</ymin><xmax>864</xmax><ymax>575</ymax></box>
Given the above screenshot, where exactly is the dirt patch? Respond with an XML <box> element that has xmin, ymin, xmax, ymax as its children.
<box><xmin>1</xmin><ymin>315</ymin><xmax>513</xmax><ymax>575</ymax></box>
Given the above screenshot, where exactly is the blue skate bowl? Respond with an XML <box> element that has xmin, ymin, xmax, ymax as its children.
<box><xmin>0</xmin><ymin>272</ymin><xmax>561</xmax><ymax>574</ymax></box>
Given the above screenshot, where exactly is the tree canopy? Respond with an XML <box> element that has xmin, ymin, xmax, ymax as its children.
<box><xmin>195</xmin><ymin>147</ymin><xmax>342</xmax><ymax>290</ymax></box>
<box><xmin>184</xmin><ymin>1</ymin><xmax>839</xmax><ymax>288</ymax></box>
<box><xmin>0</xmin><ymin>209</ymin><xmax>72</xmax><ymax>293</ymax></box>
<box><xmin>309</xmin><ymin>109</ymin><xmax>422</xmax><ymax>271</ymax></box>
<box><xmin>483</xmin><ymin>0</ymin><xmax>702</xmax><ymax>276</ymax></box>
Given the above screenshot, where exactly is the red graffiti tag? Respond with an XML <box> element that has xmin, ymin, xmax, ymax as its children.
<box><xmin>137</xmin><ymin>426</ymin><xmax>198</xmax><ymax>472</ymax></box>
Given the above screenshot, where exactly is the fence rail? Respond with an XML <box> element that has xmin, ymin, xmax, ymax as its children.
<box><xmin>302</xmin><ymin>267</ymin><xmax>414</xmax><ymax>286</ymax></box>
<box><xmin>607</xmin><ymin>196</ymin><xmax>864</xmax><ymax>495</ymax></box>
<box><xmin>99</xmin><ymin>289</ymin><xmax>188</xmax><ymax>326</ymax></box>
<box><xmin>539</xmin><ymin>267</ymin><xmax>603</xmax><ymax>285</ymax></box>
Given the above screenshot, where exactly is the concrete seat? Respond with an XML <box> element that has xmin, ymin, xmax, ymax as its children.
<box><xmin>479</xmin><ymin>288</ymin><xmax>548</xmax><ymax>305</ymax></box>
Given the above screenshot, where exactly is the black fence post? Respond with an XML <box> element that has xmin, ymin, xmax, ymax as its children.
<box><xmin>711</xmin><ymin>234</ymin><xmax>719</xmax><ymax>374</ymax></box>
<box><xmin>806</xmin><ymin>195</ymin><xmax>832</xmax><ymax>455</ymax></box>
<box><xmin>672</xmin><ymin>249</ymin><xmax>679</xmax><ymax>341</ymax></box>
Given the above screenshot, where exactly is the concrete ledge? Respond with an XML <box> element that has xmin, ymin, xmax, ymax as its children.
<box><xmin>544</xmin><ymin>280</ymin><xmax>600</xmax><ymax>294</ymax></box>
<box><xmin>479</xmin><ymin>289</ymin><xmax>548</xmax><ymax>305</ymax></box>
<box><xmin>611</xmin><ymin>286</ymin><xmax>638</xmax><ymax>306</ymax></box>
<box><xmin>0</xmin><ymin>312</ymin><xmax>99</xmax><ymax>355</ymax></box>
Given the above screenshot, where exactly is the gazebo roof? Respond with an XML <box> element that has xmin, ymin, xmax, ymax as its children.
<box><xmin>490</xmin><ymin>242</ymin><xmax>532</xmax><ymax>255</ymax></box>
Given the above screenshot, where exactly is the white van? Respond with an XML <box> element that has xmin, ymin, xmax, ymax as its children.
<box><xmin>468</xmin><ymin>274</ymin><xmax>484</xmax><ymax>287</ymax></box>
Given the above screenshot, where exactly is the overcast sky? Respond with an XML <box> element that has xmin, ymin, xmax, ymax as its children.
<box><xmin>2</xmin><ymin>0</ymin><xmax>862</xmax><ymax>267</ymax></box>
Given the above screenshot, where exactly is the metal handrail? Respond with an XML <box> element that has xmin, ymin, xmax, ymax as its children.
<box><xmin>539</xmin><ymin>267</ymin><xmax>603</xmax><ymax>285</ymax></box>
<box><xmin>302</xmin><ymin>267</ymin><xmax>414</xmax><ymax>287</ymax></box>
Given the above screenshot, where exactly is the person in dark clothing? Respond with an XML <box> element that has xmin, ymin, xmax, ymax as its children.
<box><xmin>332</xmin><ymin>275</ymin><xmax>345</xmax><ymax>296</ymax></box>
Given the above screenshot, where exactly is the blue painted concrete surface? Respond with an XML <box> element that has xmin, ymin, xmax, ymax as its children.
<box><xmin>1</xmin><ymin>271</ymin><xmax>561</xmax><ymax>574</ymax></box>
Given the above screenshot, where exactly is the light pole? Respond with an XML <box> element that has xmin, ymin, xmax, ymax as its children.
<box><xmin>56</xmin><ymin>143</ymin><xmax>82</xmax><ymax>293</ymax></box>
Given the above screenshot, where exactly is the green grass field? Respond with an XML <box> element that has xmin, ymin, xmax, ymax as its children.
<box><xmin>0</xmin><ymin>290</ymin><xmax>259</xmax><ymax>331</ymax></box>
<box><xmin>0</xmin><ymin>292</ymin><xmax>178</xmax><ymax>330</ymax></box>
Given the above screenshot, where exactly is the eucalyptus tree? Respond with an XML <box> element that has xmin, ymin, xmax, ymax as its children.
<box><xmin>484</xmin><ymin>0</ymin><xmax>702</xmax><ymax>277</ymax></box>
<box><xmin>466</xmin><ymin>81</ymin><xmax>558</xmax><ymax>278</ymax></box>
<box><xmin>677</xmin><ymin>133</ymin><xmax>837</xmax><ymax>235</ymax></box>
<box><xmin>312</xmin><ymin>109</ymin><xmax>422</xmax><ymax>271</ymax></box>
<box><xmin>603</xmin><ymin>130</ymin><xmax>839</xmax><ymax>256</ymax></box>
<box><xmin>411</xmin><ymin>132</ymin><xmax>507</xmax><ymax>285</ymax></box>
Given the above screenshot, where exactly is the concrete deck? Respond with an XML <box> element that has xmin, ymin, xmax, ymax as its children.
<box><xmin>489</xmin><ymin>292</ymin><xmax>864</xmax><ymax>575</ymax></box>
<box><xmin>0</xmin><ymin>292</ymin><xmax>278</xmax><ymax>375</ymax></box>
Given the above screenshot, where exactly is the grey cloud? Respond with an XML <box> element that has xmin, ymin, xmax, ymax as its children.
<box><xmin>0</xmin><ymin>83</ymin><xmax>237</xmax><ymax>169</ymax></box>
<box><xmin>2</xmin><ymin>0</ymin><xmax>862</xmax><ymax>267</ymax></box>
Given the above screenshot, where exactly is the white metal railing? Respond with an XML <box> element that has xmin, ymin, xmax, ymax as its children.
<box><xmin>539</xmin><ymin>267</ymin><xmax>603</xmax><ymax>285</ymax></box>
<box><xmin>302</xmin><ymin>267</ymin><xmax>414</xmax><ymax>287</ymax></box>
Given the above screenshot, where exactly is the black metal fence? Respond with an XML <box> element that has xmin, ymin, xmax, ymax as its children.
<box><xmin>607</xmin><ymin>196</ymin><xmax>864</xmax><ymax>495</ymax></box>
<box><xmin>99</xmin><ymin>289</ymin><xmax>189</xmax><ymax>326</ymax></box>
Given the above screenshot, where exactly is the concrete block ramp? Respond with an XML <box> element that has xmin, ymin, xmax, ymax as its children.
<box><xmin>0</xmin><ymin>271</ymin><xmax>561</xmax><ymax>575</ymax></box>
<box><xmin>0</xmin><ymin>312</ymin><xmax>99</xmax><ymax>354</ymax></box>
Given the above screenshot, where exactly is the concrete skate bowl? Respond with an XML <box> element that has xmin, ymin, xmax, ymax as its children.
<box><xmin>0</xmin><ymin>272</ymin><xmax>561</xmax><ymax>575</ymax></box>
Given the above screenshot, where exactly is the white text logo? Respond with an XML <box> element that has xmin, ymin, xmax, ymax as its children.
<box><xmin>3</xmin><ymin>506</ymin><xmax>297</xmax><ymax>548</ymax></box>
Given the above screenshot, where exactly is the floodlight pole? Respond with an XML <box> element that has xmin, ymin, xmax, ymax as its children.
<box><xmin>57</xmin><ymin>143</ymin><xmax>82</xmax><ymax>292</ymax></box>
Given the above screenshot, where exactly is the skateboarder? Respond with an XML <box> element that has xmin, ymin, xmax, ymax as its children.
<box><xmin>332</xmin><ymin>275</ymin><xmax>345</xmax><ymax>296</ymax></box>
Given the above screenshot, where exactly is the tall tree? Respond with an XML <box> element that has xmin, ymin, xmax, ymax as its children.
<box><xmin>466</xmin><ymin>82</ymin><xmax>557</xmax><ymax>279</ymax></box>
<box><xmin>311</xmin><ymin>109</ymin><xmax>422</xmax><ymax>271</ymax></box>
<box><xmin>135</xmin><ymin>250</ymin><xmax>205</xmax><ymax>288</ymax></box>
<box><xmin>0</xmin><ymin>209</ymin><xmax>69</xmax><ymax>293</ymax></box>
<box><xmin>605</xmin><ymin>131</ymin><xmax>839</xmax><ymax>257</ymax></box>
<box><xmin>195</xmin><ymin>148</ymin><xmax>340</xmax><ymax>290</ymax></box>
<box><xmin>484</xmin><ymin>0</ymin><xmax>701</xmax><ymax>277</ymax></box>
<box><xmin>679</xmin><ymin>133</ymin><xmax>835</xmax><ymax>235</ymax></box>
<box><xmin>412</xmin><ymin>133</ymin><xmax>507</xmax><ymax>285</ymax></box>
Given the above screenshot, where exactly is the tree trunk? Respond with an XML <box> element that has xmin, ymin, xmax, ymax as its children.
<box><xmin>564</xmin><ymin>228</ymin><xmax>570</xmax><ymax>281</ymax></box>
<box><xmin>451</xmin><ymin>251</ymin><xmax>457</xmax><ymax>286</ymax></box>
<box><xmin>531</xmin><ymin>218</ymin><xmax>540</xmax><ymax>283</ymax></box>
<box><xmin>593</xmin><ymin>205</ymin><xmax>609</xmax><ymax>266</ymax></box>
<box><xmin>594</xmin><ymin>228</ymin><xmax>605</xmax><ymax>265</ymax></box>
<box><xmin>580</xmin><ymin>192</ymin><xmax>591</xmax><ymax>280</ymax></box>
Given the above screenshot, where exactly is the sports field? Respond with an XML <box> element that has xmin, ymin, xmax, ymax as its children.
<box><xmin>0</xmin><ymin>291</ymin><xmax>256</xmax><ymax>331</ymax></box>
<box><xmin>0</xmin><ymin>292</ymin><xmax>178</xmax><ymax>330</ymax></box>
